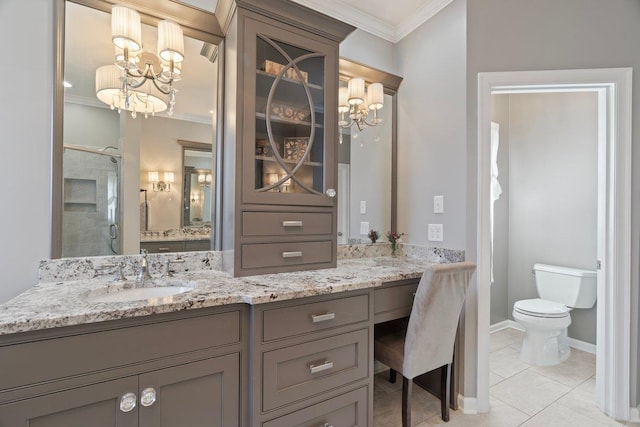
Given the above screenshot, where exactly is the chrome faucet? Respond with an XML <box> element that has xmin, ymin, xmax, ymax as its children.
<box><xmin>137</xmin><ymin>249</ymin><xmax>152</xmax><ymax>282</ymax></box>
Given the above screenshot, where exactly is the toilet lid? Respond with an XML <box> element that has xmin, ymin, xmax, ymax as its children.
<box><xmin>514</xmin><ymin>298</ymin><xmax>569</xmax><ymax>318</ymax></box>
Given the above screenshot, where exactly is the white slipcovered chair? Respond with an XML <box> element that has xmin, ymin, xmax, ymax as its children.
<box><xmin>374</xmin><ymin>262</ymin><xmax>476</xmax><ymax>425</ymax></box>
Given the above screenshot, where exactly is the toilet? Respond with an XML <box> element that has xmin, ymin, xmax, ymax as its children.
<box><xmin>512</xmin><ymin>263</ymin><xmax>597</xmax><ymax>366</ymax></box>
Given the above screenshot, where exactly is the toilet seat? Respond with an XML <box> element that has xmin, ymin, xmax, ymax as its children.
<box><xmin>513</xmin><ymin>298</ymin><xmax>569</xmax><ymax>319</ymax></box>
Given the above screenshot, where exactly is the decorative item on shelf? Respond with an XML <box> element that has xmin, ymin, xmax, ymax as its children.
<box><xmin>269</xmin><ymin>102</ymin><xmax>310</xmax><ymax>122</ymax></box>
<box><xmin>256</xmin><ymin>139</ymin><xmax>280</xmax><ymax>157</ymax></box>
<box><xmin>368</xmin><ymin>229</ymin><xmax>380</xmax><ymax>244</ymax></box>
<box><xmin>263</xmin><ymin>60</ymin><xmax>309</xmax><ymax>83</ymax></box>
<box><xmin>284</xmin><ymin>137</ymin><xmax>310</xmax><ymax>162</ymax></box>
<box><xmin>197</xmin><ymin>173</ymin><xmax>212</xmax><ymax>187</ymax></box>
<box><xmin>386</xmin><ymin>231</ymin><xmax>405</xmax><ymax>257</ymax></box>
<box><xmin>95</xmin><ymin>4</ymin><xmax>184</xmax><ymax>118</ymax></box>
<box><xmin>265</xmin><ymin>173</ymin><xmax>280</xmax><ymax>192</ymax></box>
<box><xmin>149</xmin><ymin>171</ymin><xmax>174</xmax><ymax>192</ymax></box>
<box><xmin>338</xmin><ymin>78</ymin><xmax>384</xmax><ymax>132</ymax></box>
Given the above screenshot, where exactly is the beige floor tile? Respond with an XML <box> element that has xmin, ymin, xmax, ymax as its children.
<box><xmin>373</xmin><ymin>375</ymin><xmax>441</xmax><ymax>426</ymax></box>
<box><xmin>490</xmin><ymin>329</ymin><xmax>523</xmax><ymax>352</ymax></box>
<box><xmin>490</xmin><ymin>370</ymin><xmax>572</xmax><ymax>416</ymax></box>
<box><xmin>427</xmin><ymin>397</ymin><xmax>529</xmax><ymax>427</ymax></box>
<box><xmin>490</xmin><ymin>371</ymin><xmax>506</xmax><ymax>386</ymax></box>
<box><xmin>489</xmin><ymin>345</ymin><xmax>530</xmax><ymax>379</ymax></box>
<box><xmin>521</xmin><ymin>401</ymin><xmax>625</xmax><ymax>427</ymax></box>
<box><xmin>529</xmin><ymin>348</ymin><xmax>596</xmax><ymax>387</ymax></box>
<box><xmin>555</xmin><ymin>378</ymin><xmax>623</xmax><ymax>426</ymax></box>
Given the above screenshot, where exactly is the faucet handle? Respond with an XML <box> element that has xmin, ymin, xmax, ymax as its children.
<box><xmin>162</xmin><ymin>258</ymin><xmax>185</xmax><ymax>278</ymax></box>
<box><xmin>140</xmin><ymin>248</ymin><xmax>149</xmax><ymax>257</ymax></box>
<box><xmin>96</xmin><ymin>262</ymin><xmax>127</xmax><ymax>281</ymax></box>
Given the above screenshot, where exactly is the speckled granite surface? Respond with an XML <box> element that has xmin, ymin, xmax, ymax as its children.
<box><xmin>140</xmin><ymin>227</ymin><xmax>211</xmax><ymax>242</ymax></box>
<box><xmin>0</xmin><ymin>256</ymin><xmax>432</xmax><ymax>336</ymax></box>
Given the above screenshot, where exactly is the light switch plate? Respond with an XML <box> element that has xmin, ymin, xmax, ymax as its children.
<box><xmin>428</xmin><ymin>224</ymin><xmax>443</xmax><ymax>242</ymax></box>
<box><xmin>434</xmin><ymin>195</ymin><xmax>444</xmax><ymax>213</ymax></box>
<box><xmin>360</xmin><ymin>221</ymin><xmax>369</xmax><ymax>235</ymax></box>
<box><xmin>360</xmin><ymin>200</ymin><xmax>367</xmax><ymax>214</ymax></box>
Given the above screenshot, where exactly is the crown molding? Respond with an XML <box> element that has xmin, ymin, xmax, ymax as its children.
<box><xmin>290</xmin><ymin>0</ymin><xmax>395</xmax><ymax>42</ymax></box>
<box><xmin>291</xmin><ymin>0</ymin><xmax>454</xmax><ymax>43</ymax></box>
<box><xmin>65</xmin><ymin>94</ymin><xmax>213</xmax><ymax>125</ymax></box>
<box><xmin>395</xmin><ymin>0</ymin><xmax>454</xmax><ymax>41</ymax></box>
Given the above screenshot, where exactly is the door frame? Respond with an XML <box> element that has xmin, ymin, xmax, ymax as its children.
<box><xmin>476</xmin><ymin>68</ymin><xmax>632</xmax><ymax>420</ymax></box>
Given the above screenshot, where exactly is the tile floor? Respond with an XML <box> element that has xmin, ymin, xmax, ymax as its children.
<box><xmin>373</xmin><ymin>328</ymin><xmax>640</xmax><ymax>426</ymax></box>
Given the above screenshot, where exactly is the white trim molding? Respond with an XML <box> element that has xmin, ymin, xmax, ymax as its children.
<box><xmin>477</xmin><ymin>68</ymin><xmax>633</xmax><ymax>421</ymax></box>
<box><xmin>291</xmin><ymin>0</ymin><xmax>454</xmax><ymax>43</ymax></box>
<box><xmin>457</xmin><ymin>394</ymin><xmax>478</xmax><ymax>415</ymax></box>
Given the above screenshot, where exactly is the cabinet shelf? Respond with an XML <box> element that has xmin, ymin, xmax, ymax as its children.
<box><xmin>255</xmin><ymin>155</ymin><xmax>322</xmax><ymax>167</ymax></box>
<box><xmin>256</xmin><ymin>112</ymin><xmax>324</xmax><ymax>128</ymax></box>
<box><xmin>256</xmin><ymin>70</ymin><xmax>323</xmax><ymax>91</ymax></box>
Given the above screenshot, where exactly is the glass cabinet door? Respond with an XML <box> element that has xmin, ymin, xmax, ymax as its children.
<box><xmin>243</xmin><ymin>19</ymin><xmax>336</xmax><ymax>207</ymax></box>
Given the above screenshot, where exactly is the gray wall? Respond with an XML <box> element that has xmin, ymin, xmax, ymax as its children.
<box><xmin>340</xmin><ymin>28</ymin><xmax>396</xmax><ymax>74</ymax></box>
<box><xmin>506</xmin><ymin>92</ymin><xmax>598</xmax><ymax>344</ymax></box>
<box><xmin>0</xmin><ymin>0</ymin><xmax>54</xmax><ymax>302</ymax></box>
<box><xmin>490</xmin><ymin>95</ymin><xmax>509</xmax><ymax>324</ymax></box>
<box><xmin>396</xmin><ymin>0</ymin><xmax>467</xmax><ymax>249</ymax></box>
<box><xmin>466</xmin><ymin>0</ymin><xmax>640</xmax><ymax>404</ymax></box>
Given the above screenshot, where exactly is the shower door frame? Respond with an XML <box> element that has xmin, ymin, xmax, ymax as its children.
<box><xmin>475</xmin><ymin>68</ymin><xmax>633</xmax><ymax>420</ymax></box>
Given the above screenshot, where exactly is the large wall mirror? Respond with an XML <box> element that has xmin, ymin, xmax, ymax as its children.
<box><xmin>54</xmin><ymin>0</ymin><xmax>222</xmax><ymax>257</ymax></box>
<box><xmin>337</xmin><ymin>58</ymin><xmax>402</xmax><ymax>244</ymax></box>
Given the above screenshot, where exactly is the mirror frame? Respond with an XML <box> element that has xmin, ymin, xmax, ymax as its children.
<box><xmin>52</xmin><ymin>0</ymin><xmax>224</xmax><ymax>258</ymax></box>
<box><xmin>179</xmin><ymin>139</ymin><xmax>214</xmax><ymax>228</ymax></box>
<box><xmin>338</xmin><ymin>57</ymin><xmax>403</xmax><ymax>233</ymax></box>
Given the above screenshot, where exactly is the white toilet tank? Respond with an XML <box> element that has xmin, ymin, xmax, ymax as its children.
<box><xmin>534</xmin><ymin>263</ymin><xmax>597</xmax><ymax>309</ymax></box>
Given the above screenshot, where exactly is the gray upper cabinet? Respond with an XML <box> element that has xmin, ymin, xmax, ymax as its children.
<box><xmin>218</xmin><ymin>1</ymin><xmax>355</xmax><ymax>276</ymax></box>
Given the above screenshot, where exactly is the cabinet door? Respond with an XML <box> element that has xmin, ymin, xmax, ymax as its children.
<box><xmin>243</xmin><ymin>16</ymin><xmax>338</xmax><ymax>207</ymax></box>
<box><xmin>0</xmin><ymin>376</ymin><xmax>138</xmax><ymax>427</ymax></box>
<box><xmin>138</xmin><ymin>354</ymin><xmax>239</xmax><ymax>427</ymax></box>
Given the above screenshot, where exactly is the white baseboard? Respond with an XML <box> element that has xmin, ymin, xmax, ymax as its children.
<box><xmin>490</xmin><ymin>321</ymin><xmax>596</xmax><ymax>354</ymax></box>
<box><xmin>457</xmin><ymin>394</ymin><xmax>478</xmax><ymax>414</ymax></box>
<box><xmin>629</xmin><ymin>406</ymin><xmax>640</xmax><ymax>422</ymax></box>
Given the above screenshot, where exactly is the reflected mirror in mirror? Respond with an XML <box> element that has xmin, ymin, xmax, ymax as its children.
<box><xmin>337</xmin><ymin>86</ymin><xmax>393</xmax><ymax>245</ymax></box>
<box><xmin>61</xmin><ymin>1</ymin><xmax>217</xmax><ymax>257</ymax></box>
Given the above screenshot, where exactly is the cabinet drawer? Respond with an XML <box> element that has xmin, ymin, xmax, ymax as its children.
<box><xmin>263</xmin><ymin>294</ymin><xmax>369</xmax><ymax>342</ymax></box>
<box><xmin>262</xmin><ymin>386</ymin><xmax>368</xmax><ymax>427</ymax></box>
<box><xmin>184</xmin><ymin>240</ymin><xmax>211</xmax><ymax>251</ymax></box>
<box><xmin>241</xmin><ymin>241</ymin><xmax>332</xmax><ymax>270</ymax></box>
<box><xmin>0</xmin><ymin>310</ymin><xmax>240</xmax><ymax>392</ymax></box>
<box><xmin>242</xmin><ymin>211</ymin><xmax>332</xmax><ymax>237</ymax></box>
<box><xmin>262</xmin><ymin>329</ymin><xmax>368</xmax><ymax>412</ymax></box>
<box><xmin>374</xmin><ymin>281</ymin><xmax>419</xmax><ymax>323</ymax></box>
<box><xmin>140</xmin><ymin>241</ymin><xmax>183</xmax><ymax>253</ymax></box>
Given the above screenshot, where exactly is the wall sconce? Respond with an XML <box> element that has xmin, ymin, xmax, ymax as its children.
<box><xmin>198</xmin><ymin>173</ymin><xmax>212</xmax><ymax>187</ymax></box>
<box><xmin>149</xmin><ymin>171</ymin><xmax>174</xmax><ymax>192</ymax></box>
<box><xmin>191</xmin><ymin>192</ymin><xmax>200</xmax><ymax>203</ymax></box>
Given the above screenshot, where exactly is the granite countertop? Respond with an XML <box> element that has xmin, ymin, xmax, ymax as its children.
<box><xmin>0</xmin><ymin>256</ymin><xmax>432</xmax><ymax>337</ymax></box>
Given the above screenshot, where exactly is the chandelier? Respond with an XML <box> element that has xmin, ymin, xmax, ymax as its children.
<box><xmin>95</xmin><ymin>5</ymin><xmax>184</xmax><ymax>118</ymax></box>
<box><xmin>338</xmin><ymin>78</ymin><xmax>384</xmax><ymax>131</ymax></box>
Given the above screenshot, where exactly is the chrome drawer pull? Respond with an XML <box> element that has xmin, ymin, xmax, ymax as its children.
<box><xmin>322</xmin><ymin>424</ymin><xmax>334</xmax><ymax>427</ymax></box>
<box><xmin>158</xmin><ymin>247</ymin><xmax>171</xmax><ymax>252</ymax></box>
<box><xmin>282</xmin><ymin>251</ymin><xmax>303</xmax><ymax>258</ymax></box>
<box><xmin>282</xmin><ymin>220</ymin><xmax>303</xmax><ymax>227</ymax></box>
<box><xmin>311</xmin><ymin>312</ymin><xmax>336</xmax><ymax>323</ymax></box>
<box><xmin>309</xmin><ymin>360</ymin><xmax>334</xmax><ymax>374</ymax></box>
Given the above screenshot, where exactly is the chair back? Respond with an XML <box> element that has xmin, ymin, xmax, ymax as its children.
<box><xmin>402</xmin><ymin>262</ymin><xmax>476</xmax><ymax>379</ymax></box>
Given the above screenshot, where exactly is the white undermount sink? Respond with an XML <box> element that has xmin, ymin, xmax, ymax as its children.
<box><xmin>87</xmin><ymin>280</ymin><xmax>196</xmax><ymax>303</ymax></box>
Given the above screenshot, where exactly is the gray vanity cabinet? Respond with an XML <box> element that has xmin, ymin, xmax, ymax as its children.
<box><xmin>250</xmin><ymin>291</ymin><xmax>373</xmax><ymax>426</ymax></box>
<box><xmin>0</xmin><ymin>306</ymin><xmax>245</xmax><ymax>426</ymax></box>
<box><xmin>220</xmin><ymin>2</ymin><xmax>355</xmax><ymax>276</ymax></box>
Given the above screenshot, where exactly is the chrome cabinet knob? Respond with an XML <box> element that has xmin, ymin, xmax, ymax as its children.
<box><xmin>120</xmin><ymin>392</ymin><xmax>137</xmax><ymax>412</ymax></box>
<box><xmin>140</xmin><ymin>387</ymin><xmax>157</xmax><ymax>407</ymax></box>
<box><xmin>325</xmin><ymin>188</ymin><xmax>336</xmax><ymax>198</ymax></box>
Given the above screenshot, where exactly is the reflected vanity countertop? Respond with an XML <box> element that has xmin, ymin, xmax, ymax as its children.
<box><xmin>0</xmin><ymin>255</ymin><xmax>433</xmax><ymax>336</ymax></box>
<box><xmin>140</xmin><ymin>227</ymin><xmax>212</xmax><ymax>242</ymax></box>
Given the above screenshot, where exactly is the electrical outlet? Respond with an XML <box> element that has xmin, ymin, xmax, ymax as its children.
<box><xmin>360</xmin><ymin>221</ymin><xmax>369</xmax><ymax>235</ymax></box>
<box><xmin>428</xmin><ymin>224</ymin><xmax>443</xmax><ymax>242</ymax></box>
<box><xmin>360</xmin><ymin>200</ymin><xmax>367</xmax><ymax>214</ymax></box>
<box><xmin>434</xmin><ymin>195</ymin><xmax>444</xmax><ymax>213</ymax></box>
